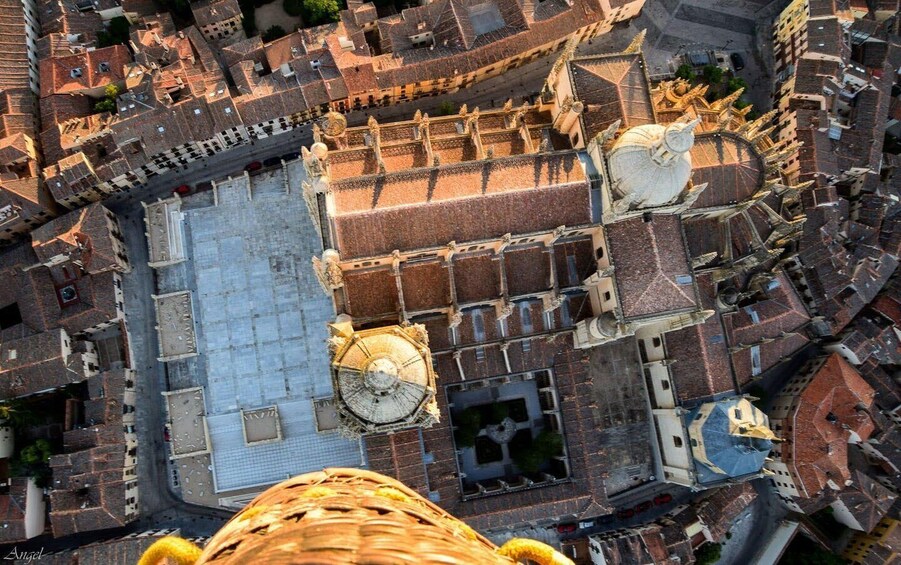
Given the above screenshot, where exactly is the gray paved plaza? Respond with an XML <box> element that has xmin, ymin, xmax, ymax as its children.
<box><xmin>157</xmin><ymin>164</ymin><xmax>361</xmax><ymax>493</ymax></box>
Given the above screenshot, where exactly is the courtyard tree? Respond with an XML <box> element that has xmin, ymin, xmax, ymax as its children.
<box><xmin>453</xmin><ymin>408</ymin><xmax>482</xmax><ymax>448</ymax></box>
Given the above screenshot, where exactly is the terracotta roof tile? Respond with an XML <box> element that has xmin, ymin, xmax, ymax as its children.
<box><xmin>781</xmin><ymin>354</ymin><xmax>876</xmax><ymax>497</ymax></box>
<box><xmin>606</xmin><ymin>214</ymin><xmax>697</xmax><ymax>319</ymax></box>
<box><xmin>690</xmin><ymin>133</ymin><xmax>764</xmax><ymax>210</ymax></box>
<box><xmin>569</xmin><ymin>53</ymin><xmax>655</xmax><ymax>137</ymax></box>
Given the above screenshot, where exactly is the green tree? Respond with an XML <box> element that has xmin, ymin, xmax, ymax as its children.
<box><xmin>702</xmin><ymin>64</ymin><xmax>724</xmax><ymax>85</ymax></box>
<box><xmin>734</xmin><ymin>99</ymin><xmax>751</xmax><ymax>110</ymax></box>
<box><xmin>300</xmin><ymin>0</ymin><xmax>341</xmax><ymax>26</ymax></box>
<box><xmin>97</xmin><ymin>15</ymin><xmax>131</xmax><ymax>47</ymax></box>
<box><xmin>105</xmin><ymin>83</ymin><xmax>120</xmax><ymax>99</ymax></box>
<box><xmin>727</xmin><ymin>77</ymin><xmax>748</xmax><ymax>94</ymax></box>
<box><xmin>694</xmin><ymin>542</ymin><xmax>722</xmax><ymax>565</ymax></box>
<box><xmin>283</xmin><ymin>0</ymin><xmax>303</xmax><ymax>16</ymax></box>
<box><xmin>94</xmin><ymin>98</ymin><xmax>116</xmax><ymax>113</ymax></box>
<box><xmin>262</xmin><ymin>25</ymin><xmax>287</xmax><ymax>42</ymax></box>
<box><xmin>675</xmin><ymin>64</ymin><xmax>694</xmax><ymax>81</ymax></box>
<box><xmin>0</xmin><ymin>400</ymin><xmax>37</xmax><ymax>430</ymax></box>
<box><xmin>20</xmin><ymin>440</ymin><xmax>51</xmax><ymax>466</ymax></box>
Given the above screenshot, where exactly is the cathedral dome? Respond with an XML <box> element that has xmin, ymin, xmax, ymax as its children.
<box><xmin>606</xmin><ymin>117</ymin><xmax>701</xmax><ymax>209</ymax></box>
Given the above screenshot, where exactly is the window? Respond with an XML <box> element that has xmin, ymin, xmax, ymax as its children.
<box><xmin>652</xmin><ymin>337</ymin><xmax>662</xmax><ymax>348</ymax></box>
<box><xmin>673</xmin><ymin>436</ymin><xmax>683</xmax><ymax>448</ymax></box>
<box><xmin>661</xmin><ymin>380</ymin><xmax>670</xmax><ymax>390</ymax></box>
<box><xmin>603</xmin><ymin>291</ymin><xmax>611</xmax><ymax>301</ymax></box>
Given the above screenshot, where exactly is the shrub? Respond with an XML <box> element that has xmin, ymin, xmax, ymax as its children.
<box><xmin>675</xmin><ymin>64</ymin><xmax>694</xmax><ymax>80</ymax></box>
<box><xmin>534</xmin><ymin>430</ymin><xmax>563</xmax><ymax>457</ymax></box>
<box><xmin>437</xmin><ymin>101</ymin><xmax>456</xmax><ymax>116</ymax></box>
<box><xmin>512</xmin><ymin>448</ymin><xmax>544</xmax><ymax>473</ymax></box>
<box><xmin>20</xmin><ymin>440</ymin><xmax>51</xmax><ymax>466</ymax></box>
<box><xmin>511</xmin><ymin>430</ymin><xmax>563</xmax><ymax>474</ymax></box>
<box><xmin>262</xmin><ymin>25</ymin><xmax>287</xmax><ymax>42</ymax></box>
<box><xmin>453</xmin><ymin>408</ymin><xmax>482</xmax><ymax>448</ymax></box>
<box><xmin>489</xmin><ymin>402</ymin><xmax>509</xmax><ymax>425</ymax></box>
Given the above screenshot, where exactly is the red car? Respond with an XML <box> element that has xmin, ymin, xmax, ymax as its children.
<box><xmin>244</xmin><ymin>161</ymin><xmax>262</xmax><ymax>172</ymax></box>
<box><xmin>173</xmin><ymin>184</ymin><xmax>191</xmax><ymax>195</ymax></box>
<box><xmin>163</xmin><ymin>427</ymin><xmax>171</xmax><ymax>442</ymax></box>
<box><xmin>654</xmin><ymin>493</ymin><xmax>673</xmax><ymax>506</ymax></box>
<box><xmin>616</xmin><ymin>509</ymin><xmax>635</xmax><ymax>520</ymax></box>
<box><xmin>556</xmin><ymin>523</ymin><xmax>577</xmax><ymax>534</ymax></box>
<box><xmin>634</xmin><ymin>501</ymin><xmax>653</xmax><ymax>513</ymax></box>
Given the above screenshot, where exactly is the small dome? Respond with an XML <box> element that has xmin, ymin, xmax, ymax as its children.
<box><xmin>332</xmin><ymin>326</ymin><xmax>437</xmax><ymax>432</ymax></box>
<box><xmin>606</xmin><ymin>118</ymin><xmax>701</xmax><ymax>209</ymax></box>
<box><xmin>321</xmin><ymin>111</ymin><xmax>347</xmax><ymax>137</ymax></box>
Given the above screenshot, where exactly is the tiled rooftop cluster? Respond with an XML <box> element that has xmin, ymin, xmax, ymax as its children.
<box><xmin>588</xmin><ymin>483</ymin><xmax>757</xmax><ymax>562</ymax></box>
<box><xmin>0</xmin><ymin>0</ymin><xmax>645</xmax><ymax>246</ymax></box>
<box><xmin>772</xmin><ymin>0</ymin><xmax>901</xmax><ymax>337</ymax></box>
<box><xmin>0</xmin><ymin>0</ymin><xmax>54</xmax><ymax>242</ymax></box>
<box><xmin>49</xmin><ymin>367</ymin><xmax>139</xmax><ymax>536</ymax></box>
<box><xmin>766</xmin><ymin>353</ymin><xmax>901</xmax><ymax>536</ymax></box>
<box><xmin>0</xmin><ymin>202</ymin><xmax>136</xmax><ymax>543</ymax></box>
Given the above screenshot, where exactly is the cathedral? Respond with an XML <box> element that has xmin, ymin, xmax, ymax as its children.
<box><xmin>299</xmin><ymin>33</ymin><xmax>807</xmax><ymax>527</ymax></box>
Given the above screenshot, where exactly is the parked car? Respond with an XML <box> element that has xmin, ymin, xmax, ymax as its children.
<box><xmin>281</xmin><ymin>151</ymin><xmax>301</xmax><ymax>161</ymax></box>
<box><xmin>163</xmin><ymin>427</ymin><xmax>171</xmax><ymax>442</ymax></box>
<box><xmin>616</xmin><ymin>509</ymin><xmax>635</xmax><ymax>520</ymax></box>
<box><xmin>634</xmin><ymin>501</ymin><xmax>653</xmax><ymax>513</ymax></box>
<box><xmin>730</xmin><ymin>52</ymin><xmax>745</xmax><ymax>71</ymax></box>
<box><xmin>173</xmin><ymin>184</ymin><xmax>191</xmax><ymax>195</ymax></box>
<box><xmin>654</xmin><ymin>493</ymin><xmax>673</xmax><ymax>506</ymax></box>
<box><xmin>244</xmin><ymin>161</ymin><xmax>262</xmax><ymax>172</ymax></box>
<box><xmin>263</xmin><ymin>156</ymin><xmax>282</xmax><ymax>167</ymax></box>
<box><xmin>556</xmin><ymin>523</ymin><xmax>577</xmax><ymax>534</ymax></box>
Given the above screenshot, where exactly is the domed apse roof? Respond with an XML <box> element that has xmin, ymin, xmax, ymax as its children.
<box><xmin>332</xmin><ymin>326</ymin><xmax>437</xmax><ymax>431</ymax></box>
<box><xmin>687</xmin><ymin>397</ymin><xmax>775</xmax><ymax>484</ymax></box>
<box><xmin>607</xmin><ymin>118</ymin><xmax>701</xmax><ymax>209</ymax></box>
